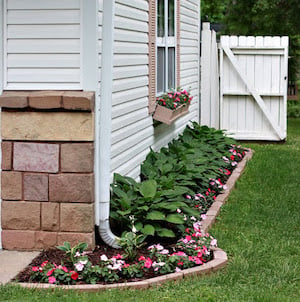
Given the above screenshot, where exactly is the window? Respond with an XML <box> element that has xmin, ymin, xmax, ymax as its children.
<box><xmin>156</xmin><ymin>0</ymin><xmax>176</xmax><ymax>94</ymax></box>
<box><xmin>148</xmin><ymin>0</ymin><xmax>180</xmax><ymax>113</ymax></box>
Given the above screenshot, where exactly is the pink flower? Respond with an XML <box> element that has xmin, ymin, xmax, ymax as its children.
<box><xmin>41</xmin><ymin>261</ymin><xmax>48</xmax><ymax>267</ymax></box>
<box><xmin>210</xmin><ymin>239</ymin><xmax>218</xmax><ymax>247</ymax></box>
<box><xmin>176</xmin><ymin>208</ymin><xmax>182</xmax><ymax>213</ymax></box>
<box><xmin>175</xmin><ymin>267</ymin><xmax>181</xmax><ymax>272</ymax></box>
<box><xmin>201</xmin><ymin>214</ymin><xmax>207</xmax><ymax>220</ymax></box>
<box><xmin>186</xmin><ymin>195</ymin><xmax>192</xmax><ymax>199</ymax></box>
<box><xmin>32</xmin><ymin>266</ymin><xmax>39</xmax><ymax>272</ymax></box>
<box><xmin>138</xmin><ymin>256</ymin><xmax>146</xmax><ymax>261</ymax></box>
<box><xmin>144</xmin><ymin>258</ymin><xmax>153</xmax><ymax>269</ymax></box>
<box><xmin>172</xmin><ymin>251</ymin><xmax>186</xmax><ymax>257</ymax></box>
<box><xmin>46</xmin><ymin>268</ymin><xmax>55</xmax><ymax>276</ymax></box>
<box><xmin>185</xmin><ymin>235</ymin><xmax>192</xmax><ymax>241</ymax></box>
<box><xmin>113</xmin><ymin>253</ymin><xmax>123</xmax><ymax>259</ymax></box>
<box><xmin>123</xmin><ymin>263</ymin><xmax>130</xmax><ymax>268</ymax></box>
<box><xmin>48</xmin><ymin>276</ymin><xmax>56</xmax><ymax>284</ymax></box>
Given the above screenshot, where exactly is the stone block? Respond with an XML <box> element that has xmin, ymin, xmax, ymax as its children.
<box><xmin>49</xmin><ymin>174</ymin><xmax>94</xmax><ymax>203</ymax></box>
<box><xmin>57</xmin><ymin>232</ymin><xmax>95</xmax><ymax>249</ymax></box>
<box><xmin>41</xmin><ymin>202</ymin><xmax>59</xmax><ymax>231</ymax></box>
<box><xmin>35</xmin><ymin>231</ymin><xmax>58</xmax><ymax>249</ymax></box>
<box><xmin>1</xmin><ymin>201</ymin><xmax>41</xmax><ymax>230</ymax></box>
<box><xmin>1</xmin><ymin>111</ymin><xmax>94</xmax><ymax>141</ymax></box>
<box><xmin>1</xmin><ymin>171</ymin><xmax>22</xmax><ymax>200</ymax></box>
<box><xmin>60</xmin><ymin>203</ymin><xmax>94</xmax><ymax>232</ymax></box>
<box><xmin>14</xmin><ymin>142</ymin><xmax>59</xmax><ymax>173</ymax></box>
<box><xmin>0</xmin><ymin>91</ymin><xmax>28</xmax><ymax>108</ymax></box>
<box><xmin>2</xmin><ymin>230</ymin><xmax>35</xmax><ymax>250</ymax></box>
<box><xmin>62</xmin><ymin>91</ymin><xmax>94</xmax><ymax>111</ymax></box>
<box><xmin>1</xmin><ymin>141</ymin><xmax>12</xmax><ymax>170</ymax></box>
<box><xmin>24</xmin><ymin>173</ymin><xmax>48</xmax><ymax>201</ymax></box>
<box><xmin>29</xmin><ymin>91</ymin><xmax>63</xmax><ymax>109</ymax></box>
<box><xmin>61</xmin><ymin>143</ymin><xmax>94</xmax><ymax>172</ymax></box>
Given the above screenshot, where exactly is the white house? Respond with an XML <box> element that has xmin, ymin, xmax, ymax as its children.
<box><xmin>0</xmin><ymin>0</ymin><xmax>201</xmax><ymax>250</ymax></box>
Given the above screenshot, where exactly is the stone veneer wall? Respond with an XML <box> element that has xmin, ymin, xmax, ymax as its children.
<box><xmin>0</xmin><ymin>91</ymin><xmax>95</xmax><ymax>250</ymax></box>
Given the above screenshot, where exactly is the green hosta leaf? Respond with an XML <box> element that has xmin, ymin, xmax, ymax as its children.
<box><xmin>138</xmin><ymin>180</ymin><xmax>157</xmax><ymax>198</ymax></box>
<box><xmin>157</xmin><ymin>228</ymin><xmax>175</xmax><ymax>238</ymax></box>
<box><xmin>135</xmin><ymin>222</ymin><xmax>143</xmax><ymax>231</ymax></box>
<box><xmin>142</xmin><ymin>224</ymin><xmax>155</xmax><ymax>236</ymax></box>
<box><xmin>146</xmin><ymin>211</ymin><xmax>165</xmax><ymax>220</ymax></box>
<box><xmin>165</xmin><ymin>214</ymin><xmax>185</xmax><ymax>224</ymax></box>
<box><xmin>161</xmin><ymin>186</ymin><xmax>190</xmax><ymax>197</ymax></box>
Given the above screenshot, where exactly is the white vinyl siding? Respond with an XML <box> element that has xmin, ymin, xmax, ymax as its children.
<box><xmin>3</xmin><ymin>0</ymin><xmax>82</xmax><ymax>90</ymax></box>
<box><xmin>110</xmin><ymin>0</ymin><xmax>200</xmax><ymax>180</ymax></box>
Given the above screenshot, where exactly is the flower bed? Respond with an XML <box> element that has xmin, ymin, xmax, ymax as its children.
<box><xmin>14</xmin><ymin>124</ymin><xmax>251</xmax><ymax>288</ymax></box>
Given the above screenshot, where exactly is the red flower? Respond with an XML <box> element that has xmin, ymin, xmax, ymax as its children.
<box><xmin>32</xmin><ymin>266</ymin><xmax>39</xmax><ymax>272</ymax></box>
<box><xmin>177</xmin><ymin>261</ymin><xmax>183</xmax><ymax>266</ymax></box>
<box><xmin>230</xmin><ymin>155</ymin><xmax>235</xmax><ymax>160</ymax></box>
<box><xmin>185</xmin><ymin>228</ymin><xmax>190</xmax><ymax>233</ymax></box>
<box><xmin>70</xmin><ymin>271</ymin><xmax>79</xmax><ymax>280</ymax></box>
<box><xmin>138</xmin><ymin>256</ymin><xmax>146</xmax><ymax>262</ymax></box>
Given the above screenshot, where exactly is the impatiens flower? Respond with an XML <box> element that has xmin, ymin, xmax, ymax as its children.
<box><xmin>75</xmin><ymin>252</ymin><xmax>81</xmax><ymax>257</ymax></box>
<box><xmin>175</xmin><ymin>267</ymin><xmax>181</xmax><ymax>272</ymax></box>
<box><xmin>113</xmin><ymin>254</ymin><xmax>123</xmax><ymax>259</ymax></box>
<box><xmin>32</xmin><ymin>266</ymin><xmax>39</xmax><ymax>272</ymax></box>
<box><xmin>138</xmin><ymin>255</ymin><xmax>146</xmax><ymax>261</ymax></box>
<box><xmin>176</xmin><ymin>208</ymin><xmax>182</xmax><ymax>213</ymax></box>
<box><xmin>70</xmin><ymin>271</ymin><xmax>79</xmax><ymax>280</ymax></box>
<box><xmin>186</xmin><ymin>195</ymin><xmax>191</xmax><ymax>199</ymax></box>
<box><xmin>144</xmin><ymin>258</ymin><xmax>153</xmax><ymax>269</ymax></box>
<box><xmin>75</xmin><ymin>262</ymin><xmax>84</xmax><ymax>272</ymax></box>
<box><xmin>159</xmin><ymin>249</ymin><xmax>169</xmax><ymax>255</ymax></box>
<box><xmin>210</xmin><ymin>239</ymin><xmax>218</xmax><ymax>247</ymax></box>
<box><xmin>48</xmin><ymin>276</ymin><xmax>56</xmax><ymax>284</ymax></box>
<box><xmin>41</xmin><ymin>261</ymin><xmax>48</xmax><ymax>267</ymax></box>
<box><xmin>123</xmin><ymin>263</ymin><xmax>130</xmax><ymax>268</ymax></box>
<box><xmin>201</xmin><ymin>214</ymin><xmax>207</xmax><ymax>220</ymax></box>
<box><xmin>100</xmin><ymin>254</ymin><xmax>108</xmax><ymax>262</ymax></box>
<box><xmin>46</xmin><ymin>268</ymin><xmax>55</xmax><ymax>276</ymax></box>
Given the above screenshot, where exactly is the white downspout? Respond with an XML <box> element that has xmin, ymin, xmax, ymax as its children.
<box><xmin>97</xmin><ymin>0</ymin><xmax>119</xmax><ymax>248</ymax></box>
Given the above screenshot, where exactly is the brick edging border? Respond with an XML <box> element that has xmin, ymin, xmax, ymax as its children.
<box><xmin>201</xmin><ymin>149</ymin><xmax>254</xmax><ymax>233</ymax></box>
<box><xmin>12</xmin><ymin>150</ymin><xmax>253</xmax><ymax>291</ymax></box>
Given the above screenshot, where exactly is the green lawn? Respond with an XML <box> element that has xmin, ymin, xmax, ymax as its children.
<box><xmin>1</xmin><ymin>119</ymin><xmax>300</xmax><ymax>302</ymax></box>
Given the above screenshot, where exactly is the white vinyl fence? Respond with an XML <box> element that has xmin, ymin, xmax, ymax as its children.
<box><xmin>200</xmin><ymin>23</ymin><xmax>219</xmax><ymax>129</ymax></box>
<box><xmin>201</xmin><ymin>23</ymin><xmax>289</xmax><ymax>141</ymax></box>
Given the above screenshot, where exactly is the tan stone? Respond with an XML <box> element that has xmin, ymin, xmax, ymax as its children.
<box><xmin>35</xmin><ymin>231</ymin><xmax>58</xmax><ymax>249</ymax></box>
<box><xmin>0</xmin><ymin>91</ymin><xmax>28</xmax><ymax>108</ymax></box>
<box><xmin>1</xmin><ymin>141</ymin><xmax>12</xmax><ymax>170</ymax></box>
<box><xmin>49</xmin><ymin>174</ymin><xmax>94</xmax><ymax>203</ymax></box>
<box><xmin>2</xmin><ymin>230</ymin><xmax>35</xmax><ymax>250</ymax></box>
<box><xmin>1</xmin><ymin>111</ymin><xmax>94</xmax><ymax>141</ymax></box>
<box><xmin>61</xmin><ymin>143</ymin><xmax>94</xmax><ymax>172</ymax></box>
<box><xmin>57</xmin><ymin>232</ymin><xmax>95</xmax><ymax>248</ymax></box>
<box><xmin>60</xmin><ymin>203</ymin><xmax>94</xmax><ymax>232</ymax></box>
<box><xmin>1</xmin><ymin>201</ymin><xmax>41</xmax><ymax>230</ymax></box>
<box><xmin>1</xmin><ymin>171</ymin><xmax>22</xmax><ymax>200</ymax></box>
<box><xmin>28</xmin><ymin>91</ymin><xmax>63</xmax><ymax>109</ymax></box>
<box><xmin>41</xmin><ymin>203</ymin><xmax>59</xmax><ymax>231</ymax></box>
<box><xmin>63</xmin><ymin>91</ymin><xmax>94</xmax><ymax>111</ymax></box>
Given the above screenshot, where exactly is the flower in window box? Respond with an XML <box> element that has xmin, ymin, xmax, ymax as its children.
<box><xmin>153</xmin><ymin>89</ymin><xmax>193</xmax><ymax>125</ymax></box>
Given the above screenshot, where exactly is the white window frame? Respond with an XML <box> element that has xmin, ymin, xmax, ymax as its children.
<box><xmin>156</xmin><ymin>0</ymin><xmax>177</xmax><ymax>95</ymax></box>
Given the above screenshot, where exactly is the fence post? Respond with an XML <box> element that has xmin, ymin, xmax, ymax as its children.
<box><xmin>200</xmin><ymin>23</ymin><xmax>220</xmax><ymax>128</ymax></box>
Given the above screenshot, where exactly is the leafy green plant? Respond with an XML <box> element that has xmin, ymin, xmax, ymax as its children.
<box><xmin>56</xmin><ymin>241</ymin><xmax>88</xmax><ymax>265</ymax></box>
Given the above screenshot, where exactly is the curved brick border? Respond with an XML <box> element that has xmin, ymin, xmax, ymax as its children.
<box><xmin>12</xmin><ymin>150</ymin><xmax>253</xmax><ymax>291</ymax></box>
<box><xmin>14</xmin><ymin>248</ymin><xmax>227</xmax><ymax>291</ymax></box>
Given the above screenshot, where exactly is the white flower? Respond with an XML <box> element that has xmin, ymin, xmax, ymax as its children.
<box><xmin>210</xmin><ymin>239</ymin><xmax>218</xmax><ymax>247</ymax></box>
<box><xmin>176</xmin><ymin>208</ymin><xmax>182</xmax><ymax>213</ymax></box>
<box><xmin>100</xmin><ymin>254</ymin><xmax>108</xmax><ymax>262</ymax></box>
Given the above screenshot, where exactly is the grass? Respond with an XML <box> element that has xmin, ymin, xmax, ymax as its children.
<box><xmin>1</xmin><ymin>119</ymin><xmax>300</xmax><ymax>301</ymax></box>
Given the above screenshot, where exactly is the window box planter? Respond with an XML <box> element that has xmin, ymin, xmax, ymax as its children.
<box><xmin>153</xmin><ymin>103</ymin><xmax>189</xmax><ymax>125</ymax></box>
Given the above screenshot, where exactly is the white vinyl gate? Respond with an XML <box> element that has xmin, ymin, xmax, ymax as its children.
<box><xmin>201</xmin><ymin>23</ymin><xmax>289</xmax><ymax>141</ymax></box>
